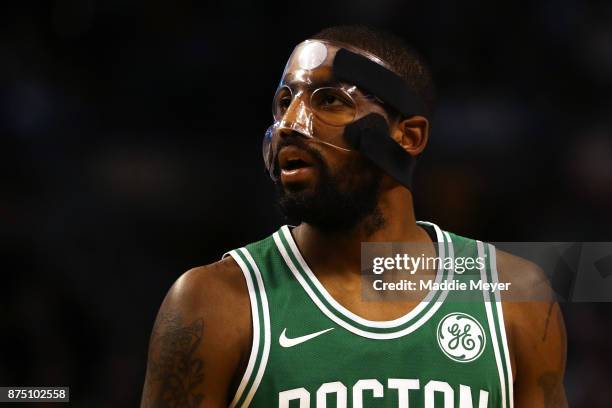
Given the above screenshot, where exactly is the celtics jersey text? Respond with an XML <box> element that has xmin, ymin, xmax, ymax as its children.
<box><xmin>224</xmin><ymin>222</ymin><xmax>513</xmax><ymax>408</ymax></box>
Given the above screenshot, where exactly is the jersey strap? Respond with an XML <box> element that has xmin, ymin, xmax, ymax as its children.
<box><xmin>479</xmin><ymin>241</ymin><xmax>514</xmax><ymax>408</ymax></box>
<box><xmin>224</xmin><ymin>249</ymin><xmax>271</xmax><ymax>408</ymax></box>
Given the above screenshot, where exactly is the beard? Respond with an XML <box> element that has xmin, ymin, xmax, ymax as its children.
<box><xmin>274</xmin><ymin>137</ymin><xmax>386</xmax><ymax>235</ymax></box>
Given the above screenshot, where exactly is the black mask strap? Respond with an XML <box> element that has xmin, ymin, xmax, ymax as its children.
<box><xmin>344</xmin><ymin>113</ymin><xmax>416</xmax><ymax>189</ymax></box>
<box><xmin>333</xmin><ymin>48</ymin><xmax>424</xmax><ymax>117</ymax></box>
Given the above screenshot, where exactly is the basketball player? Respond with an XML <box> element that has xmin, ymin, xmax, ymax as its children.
<box><xmin>141</xmin><ymin>26</ymin><xmax>567</xmax><ymax>407</ymax></box>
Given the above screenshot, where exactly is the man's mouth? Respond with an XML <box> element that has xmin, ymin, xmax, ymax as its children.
<box><xmin>283</xmin><ymin>158</ymin><xmax>309</xmax><ymax>171</ymax></box>
<box><xmin>278</xmin><ymin>145</ymin><xmax>316</xmax><ymax>183</ymax></box>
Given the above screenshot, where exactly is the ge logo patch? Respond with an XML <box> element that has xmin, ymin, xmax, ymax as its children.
<box><xmin>437</xmin><ymin>312</ymin><xmax>486</xmax><ymax>363</ymax></box>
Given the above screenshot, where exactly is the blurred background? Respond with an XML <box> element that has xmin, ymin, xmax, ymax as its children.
<box><xmin>1</xmin><ymin>0</ymin><xmax>611</xmax><ymax>406</ymax></box>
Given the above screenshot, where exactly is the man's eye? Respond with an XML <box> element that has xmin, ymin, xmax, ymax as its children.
<box><xmin>322</xmin><ymin>95</ymin><xmax>341</xmax><ymax>106</ymax></box>
<box><xmin>279</xmin><ymin>97</ymin><xmax>291</xmax><ymax>111</ymax></box>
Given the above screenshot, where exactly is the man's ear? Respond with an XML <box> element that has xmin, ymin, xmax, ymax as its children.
<box><xmin>391</xmin><ymin>115</ymin><xmax>430</xmax><ymax>156</ymax></box>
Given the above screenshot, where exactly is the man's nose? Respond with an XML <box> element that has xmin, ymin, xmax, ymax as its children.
<box><xmin>278</xmin><ymin>96</ymin><xmax>312</xmax><ymax>138</ymax></box>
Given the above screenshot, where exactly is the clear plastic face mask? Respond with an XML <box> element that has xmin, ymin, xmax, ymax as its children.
<box><xmin>263</xmin><ymin>40</ymin><xmax>391</xmax><ymax>179</ymax></box>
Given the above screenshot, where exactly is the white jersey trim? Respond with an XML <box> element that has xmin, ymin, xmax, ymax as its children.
<box><xmin>225</xmin><ymin>250</ymin><xmax>261</xmax><ymax>408</ymax></box>
<box><xmin>239</xmin><ymin>248</ymin><xmax>271</xmax><ymax>407</ymax></box>
<box><xmin>224</xmin><ymin>249</ymin><xmax>271</xmax><ymax>408</ymax></box>
<box><xmin>488</xmin><ymin>243</ymin><xmax>515</xmax><ymax>408</ymax></box>
<box><xmin>273</xmin><ymin>225</ymin><xmax>454</xmax><ymax>339</ymax></box>
<box><xmin>478</xmin><ymin>241</ymin><xmax>508</xmax><ymax>408</ymax></box>
<box><xmin>279</xmin><ymin>221</ymin><xmax>447</xmax><ymax>328</ymax></box>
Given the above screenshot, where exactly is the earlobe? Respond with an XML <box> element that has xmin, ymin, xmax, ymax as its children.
<box><xmin>394</xmin><ymin>116</ymin><xmax>430</xmax><ymax>156</ymax></box>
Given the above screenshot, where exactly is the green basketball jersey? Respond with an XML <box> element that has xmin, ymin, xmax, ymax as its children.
<box><xmin>225</xmin><ymin>222</ymin><xmax>513</xmax><ymax>408</ymax></box>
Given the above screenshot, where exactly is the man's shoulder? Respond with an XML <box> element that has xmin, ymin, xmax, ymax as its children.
<box><xmin>159</xmin><ymin>256</ymin><xmax>252</xmax><ymax>349</ymax></box>
<box><xmin>174</xmin><ymin>226</ymin><xmax>284</xmax><ymax>308</ymax></box>
<box><xmin>493</xmin><ymin>248</ymin><xmax>560</xmax><ymax>348</ymax></box>
<box><xmin>143</xmin><ymin>257</ymin><xmax>253</xmax><ymax>406</ymax></box>
<box><xmin>441</xmin><ymin>226</ymin><xmax>552</xmax><ymax>300</ymax></box>
<box><xmin>442</xmin><ymin>228</ymin><xmax>556</xmax><ymax>323</ymax></box>
<box><xmin>175</xmin><ymin>256</ymin><xmax>248</xmax><ymax>306</ymax></box>
<box><xmin>494</xmin><ymin>248</ymin><xmax>554</xmax><ymax>302</ymax></box>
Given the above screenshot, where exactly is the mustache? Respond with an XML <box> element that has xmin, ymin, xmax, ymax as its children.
<box><xmin>272</xmin><ymin>133</ymin><xmax>327</xmax><ymax>178</ymax></box>
<box><xmin>275</xmin><ymin>133</ymin><xmax>316</xmax><ymax>153</ymax></box>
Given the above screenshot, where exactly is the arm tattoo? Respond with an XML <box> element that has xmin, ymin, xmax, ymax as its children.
<box><xmin>542</xmin><ymin>302</ymin><xmax>554</xmax><ymax>342</ymax></box>
<box><xmin>538</xmin><ymin>372</ymin><xmax>566</xmax><ymax>408</ymax></box>
<box><xmin>142</xmin><ymin>312</ymin><xmax>205</xmax><ymax>408</ymax></box>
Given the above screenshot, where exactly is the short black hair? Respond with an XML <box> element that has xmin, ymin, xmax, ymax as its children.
<box><xmin>312</xmin><ymin>25</ymin><xmax>435</xmax><ymax>118</ymax></box>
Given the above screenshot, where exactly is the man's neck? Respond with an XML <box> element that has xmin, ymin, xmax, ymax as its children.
<box><xmin>291</xmin><ymin>185</ymin><xmax>432</xmax><ymax>276</ymax></box>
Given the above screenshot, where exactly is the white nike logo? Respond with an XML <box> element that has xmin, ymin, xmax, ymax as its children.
<box><xmin>279</xmin><ymin>327</ymin><xmax>334</xmax><ymax>348</ymax></box>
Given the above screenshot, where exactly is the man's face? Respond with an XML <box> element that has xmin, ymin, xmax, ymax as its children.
<box><xmin>274</xmin><ymin>129</ymin><xmax>385</xmax><ymax>233</ymax></box>
<box><xmin>269</xmin><ymin>49</ymin><xmax>398</xmax><ymax>233</ymax></box>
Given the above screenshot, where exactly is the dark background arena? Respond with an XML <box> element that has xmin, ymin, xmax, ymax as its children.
<box><xmin>2</xmin><ymin>0</ymin><xmax>611</xmax><ymax>406</ymax></box>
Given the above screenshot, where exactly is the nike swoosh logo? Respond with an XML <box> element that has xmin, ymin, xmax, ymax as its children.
<box><xmin>279</xmin><ymin>327</ymin><xmax>334</xmax><ymax>348</ymax></box>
